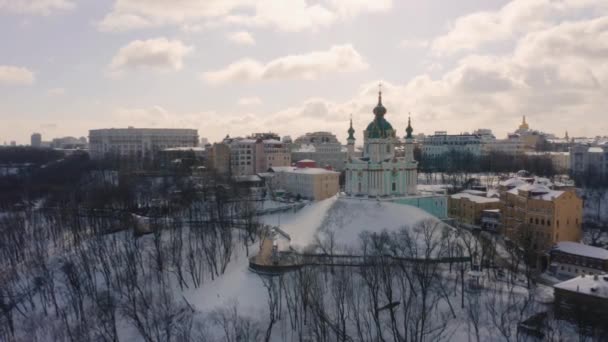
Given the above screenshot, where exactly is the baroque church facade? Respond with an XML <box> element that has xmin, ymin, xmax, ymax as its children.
<box><xmin>344</xmin><ymin>90</ymin><xmax>418</xmax><ymax>197</ymax></box>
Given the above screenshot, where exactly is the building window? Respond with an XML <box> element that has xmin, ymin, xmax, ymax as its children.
<box><xmin>392</xmin><ymin>182</ymin><xmax>396</xmax><ymax>191</ymax></box>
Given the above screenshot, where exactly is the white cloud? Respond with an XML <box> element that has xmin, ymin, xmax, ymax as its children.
<box><xmin>430</xmin><ymin>0</ymin><xmax>606</xmax><ymax>55</ymax></box>
<box><xmin>238</xmin><ymin>96</ymin><xmax>263</xmax><ymax>105</ymax></box>
<box><xmin>0</xmin><ymin>0</ymin><xmax>74</xmax><ymax>15</ymax></box>
<box><xmin>227</xmin><ymin>31</ymin><xmax>255</xmax><ymax>45</ymax></box>
<box><xmin>109</xmin><ymin>38</ymin><xmax>194</xmax><ymax>75</ymax></box>
<box><xmin>47</xmin><ymin>87</ymin><xmax>66</xmax><ymax>96</ymax></box>
<box><xmin>98</xmin><ymin>0</ymin><xmax>392</xmax><ymax>32</ymax></box>
<box><xmin>0</xmin><ymin>65</ymin><xmax>35</xmax><ymax>85</ymax></box>
<box><xmin>202</xmin><ymin>44</ymin><xmax>368</xmax><ymax>84</ymax></box>
<box><xmin>398</xmin><ymin>38</ymin><xmax>428</xmax><ymax>49</ymax></box>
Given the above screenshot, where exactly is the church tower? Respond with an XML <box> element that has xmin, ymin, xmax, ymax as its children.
<box><xmin>344</xmin><ymin>86</ymin><xmax>418</xmax><ymax>197</ymax></box>
<box><xmin>519</xmin><ymin>115</ymin><xmax>530</xmax><ymax>131</ymax></box>
<box><xmin>347</xmin><ymin>115</ymin><xmax>355</xmax><ymax>157</ymax></box>
<box><xmin>404</xmin><ymin>115</ymin><xmax>417</xmax><ymax>195</ymax></box>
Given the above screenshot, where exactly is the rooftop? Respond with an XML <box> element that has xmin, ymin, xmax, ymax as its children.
<box><xmin>552</xmin><ymin>242</ymin><xmax>608</xmax><ymax>260</ymax></box>
<box><xmin>270</xmin><ymin>166</ymin><xmax>338</xmax><ymax>175</ymax></box>
<box><xmin>450</xmin><ymin>192</ymin><xmax>500</xmax><ymax>204</ymax></box>
<box><xmin>554</xmin><ymin>274</ymin><xmax>608</xmax><ymax>299</ymax></box>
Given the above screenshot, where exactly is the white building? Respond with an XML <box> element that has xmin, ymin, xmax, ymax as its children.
<box><xmin>344</xmin><ymin>90</ymin><xmax>418</xmax><ymax>196</ymax></box>
<box><xmin>421</xmin><ymin>131</ymin><xmax>483</xmax><ymax>158</ymax></box>
<box><xmin>292</xmin><ymin>131</ymin><xmax>347</xmax><ymax>171</ymax></box>
<box><xmin>88</xmin><ymin>128</ymin><xmax>199</xmax><ymax>160</ymax></box>
<box><xmin>485</xmin><ymin>133</ymin><xmax>526</xmax><ymax>155</ymax></box>
<box><xmin>570</xmin><ymin>144</ymin><xmax>608</xmax><ymax>180</ymax></box>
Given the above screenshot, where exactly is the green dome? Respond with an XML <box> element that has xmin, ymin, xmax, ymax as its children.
<box><xmin>366</xmin><ymin>89</ymin><xmax>393</xmax><ymax>139</ymax></box>
<box><xmin>366</xmin><ymin>117</ymin><xmax>394</xmax><ymax>138</ymax></box>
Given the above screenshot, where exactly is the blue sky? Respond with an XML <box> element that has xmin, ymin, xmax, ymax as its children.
<box><xmin>1</xmin><ymin>0</ymin><xmax>607</xmax><ymax>144</ymax></box>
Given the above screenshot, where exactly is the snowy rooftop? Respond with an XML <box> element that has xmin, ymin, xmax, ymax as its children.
<box><xmin>270</xmin><ymin>166</ymin><xmax>338</xmax><ymax>175</ymax></box>
<box><xmin>552</xmin><ymin>242</ymin><xmax>608</xmax><ymax>260</ymax></box>
<box><xmin>161</xmin><ymin>147</ymin><xmax>205</xmax><ymax>151</ymax></box>
<box><xmin>554</xmin><ymin>274</ymin><xmax>608</xmax><ymax>299</ymax></box>
<box><xmin>507</xmin><ymin>183</ymin><xmax>564</xmax><ymax>201</ymax></box>
<box><xmin>233</xmin><ymin>175</ymin><xmax>262</xmax><ymax>182</ymax></box>
<box><xmin>588</xmin><ymin>147</ymin><xmax>605</xmax><ymax>153</ymax></box>
<box><xmin>451</xmin><ymin>192</ymin><xmax>500</xmax><ymax>204</ymax></box>
<box><xmin>294</xmin><ymin>144</ymin><xmax>316</xmax><ymax>152</ymax></box>
<box><xmin>499</xmin><ymin>177</ymin><xmax>530</xmax><ymax>188</ymax></box>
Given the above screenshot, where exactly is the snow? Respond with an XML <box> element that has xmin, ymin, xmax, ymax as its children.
<box><xmin>507</xmin><ymin>183</ymin><xmax>564</xmax><ymax>201</ymax></box>
<box><xmin>552</xmin><ymin>241</ymin><xmax>608</xmax><ymax>260</ymax></box>
<box><xmin>554</xmin><ymin>274</ymin><xmax>608</xmax><ymax>299</ymax></box>
<box><xmin>261</xmin><ymin>196</ymin><xmax>338</xmax><ymax>250</ymax></box>
<box><xmin>183</xmin><ymin>244</ymin><xmax>269</xmax><ymax>317</ymax></box>
<box><xmin>588</xmin><ymin>147</ymin><xmax>604</xmax><ymax>153</ymax></box>
<box><xmin>451</xmin><ymin>192</ymin><xmax>501</xmax><ymax>204</ymax></box>
<box><xmin>270</xmin><ymin>166</ymin><xmax>339</xmax><ymax>175</ymax></box>
<box><xmin>233</xmin><ymin>175</ymin><xmax>262</xmax><ymax>182</ymax></box>
<box><xmin>262</xmin><ymin>196</ymin><xmax>449</xmax><ymax>255</ymax></box>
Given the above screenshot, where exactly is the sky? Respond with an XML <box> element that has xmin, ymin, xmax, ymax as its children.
<box><xmin>1</xmin><ymin>0</ymin><xmax>607</xmax><ymax>145</ymax></box>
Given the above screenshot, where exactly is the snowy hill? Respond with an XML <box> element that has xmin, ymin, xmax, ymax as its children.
<box><xmin>262</xmin><ymin>196</ymin><xmax>453</xmax><ymax>256</ymax></box>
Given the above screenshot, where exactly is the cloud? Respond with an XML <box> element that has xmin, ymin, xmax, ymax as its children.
<box><xmin>398</xmin><ymin>39</ymin><xmax>428</xmax><ymax>49</ymax></box>
<box><xmin>0</xmin><ymin>65</ymin><xmax>35</xmax><ymax>85</ymax></box>
<box><xmin>202</xmin><ymin>44</ymin><xmax>368</xmax><ymax>84</ymax></box>
<box><xmin>430</xmin><ymin>0</ymin><xmax>606</xmax><ymax>55</ymax></box>
<box><xmin>238</xmin><ymin>96</ymin><xmax>263</xmax><ymax>106</ymax></box>
<box><xmin>108</xmin><ymin>38</ymin><xmax>194</xmax><ymax>75</ymax></box>
<box><xmin>98</xmin><ymin>0</ymin><xmax>392</xmax><ymax>32</ymax></box>
<box><xmin>47</xmin><ymin>87</ymin><xmax>66</xmax><ymax>96</ymax></box>
<box><xmin>0</xmin><ymin>0</ymin><xmax>74</xmax><ymax>15</ymax></box>
<box><xmin>227</xmin><ymin>31</ymin><xmax>255</xmax><ymax>45</ymax></box>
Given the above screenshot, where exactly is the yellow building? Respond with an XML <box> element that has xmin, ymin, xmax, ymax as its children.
<box><xmin>449</xmin><ymin>192</ymin><xmax>502</xmax><ymax>226</ymax></box>
<box><xmin>270</xmin><ymin>166</ymin><xmax>340</xmax><ymax>201</ymax></box>
<box><xmin>501</xmin><ymin>183</ymin><xmax>582</xmax><ymax>252</ymax></box>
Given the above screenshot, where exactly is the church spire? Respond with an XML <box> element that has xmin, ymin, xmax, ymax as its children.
<box><xmin>405</xmin><ymin>114</ymin><xmax>414</xmax><ymax>139</ymax></box>
<box><xmin>347</xmin><ymin>115</ymin><xmax>355</xmax><ymax>141</ymax></box>
<box><xmin>373</xmin><ymin>83</ymin><xmax>387</xmax><ymax>117</ymax></box>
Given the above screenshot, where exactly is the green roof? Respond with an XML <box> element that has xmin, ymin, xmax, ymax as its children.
<box><xmin>366</xmin><ymin>117</ymin><xmax>394</xmax><ymax>139</ymax></box>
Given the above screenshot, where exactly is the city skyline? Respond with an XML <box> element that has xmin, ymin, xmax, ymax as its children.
<box><xmin>2</xmin><ymin>0</ymin><xmax>608</xmax><ymax>144</ymax></box>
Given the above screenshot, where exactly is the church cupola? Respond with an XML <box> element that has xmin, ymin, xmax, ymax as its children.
<box><xmin>347</xmin><ymin>116</ymin><xmax>355</xmax><ymax>142</ymax></box>
<box><xmin>405</xmin><ymin>115</ymin><xmax>414</xmax><ymax>140</ymax></box>
<box><xmin>365</xmin><ymin>85</ymin><xmax>394</xmax><ymax>139</ymax></box>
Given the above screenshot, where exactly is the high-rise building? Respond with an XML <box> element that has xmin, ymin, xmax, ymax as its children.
<box><xmin>344</xmin><ymin>89</ymin><xmax>418</xmax><ymax>196</ymax></box>
<box><xmin>31</xmin><ymin>133</ymin><xmax>41</xmax><ymax>147</ymax></box>
<box><xmin>88</xmin><ymin>128</ymin><xmax>198</xmax><ymax>160</ymax></box>
<box><xmin>228</xmin><ymin>137</ymin><xmax>291</xmax><ymax>176</ymax></box>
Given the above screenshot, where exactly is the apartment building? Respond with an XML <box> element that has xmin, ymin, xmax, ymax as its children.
<box><xmin>549</xmin><ymin>242</ymin><xmax>608</xmax><ymax>278</ymax></box>
<box><xmin>501</xmin><ymin>183</ymin><xmax>583</xmax><ymax>253</ymax></box>
<box><xmin>89</xmin><ymin>128</ymin><xmax>198</xmax><ymax>160</ymax></box>
<box><xmin>448</xmin><ymin>191</ymin><xmax>501</xmax><ymax>226</ymax></box>
<box><xmin>228</xmin><ymin>138</ymin><xmax>291</xmax><ymax>176</ymax></box>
